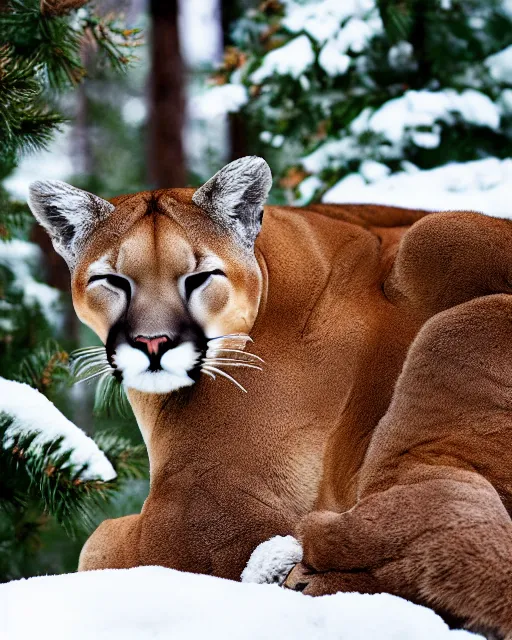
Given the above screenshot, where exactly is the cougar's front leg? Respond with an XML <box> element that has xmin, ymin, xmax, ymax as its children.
<box><xmin>79</xmin><ymin>514</ymin><xmax>142</xmax><ymax>571</ymax></box>
<box><xmin>288</xmin><ymin>295</ymin><xmax>512</xmax><ymax>638</ymax></box>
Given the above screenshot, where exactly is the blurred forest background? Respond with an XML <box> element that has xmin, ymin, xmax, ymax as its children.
<box><xmin>1</xmin><ymin>0</ymin><xmax>511</xmax><ymax>582</ymax></box>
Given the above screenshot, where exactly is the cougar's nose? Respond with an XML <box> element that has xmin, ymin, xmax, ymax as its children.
<box><xmin>134</xmin><ymin>335</ymin><xmax>172</xmax><ymax>356</ymax></box>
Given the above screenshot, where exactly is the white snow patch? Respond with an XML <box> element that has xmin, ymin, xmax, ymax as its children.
<box><xmin>485</xmin><ymin>44</ymin><xmax>512</xmax><ymax>84</ymax></box>
<box><xmin>388</xmin><ymin>40</ymin><xmax>416</xmax><ymax>71</ymax></box>
<box><xmin>319</xmin><ymin>39</ymin><xmax>351</xmax><ymax>76</ymax></box>
<box><xmin>369</xmin><ymin>89</ymin><xmax>500</xmax><ymax>145</ymax></box>
<box><xmin>251</xmin><ymin>35</ymin><xmax>315</xmax><ymax>83</ymax></box>
<box><xmin>323</xmin><ymin>158</ymin><xmax>512</xmax><ymax>218</ymax></box>
<box><xmin>499</xmin><ymin>88</ymin><xmax>512</xmax><ymax>115</ymax></box>
<box><xmin>191</xmin><ymin>84</ymin><xmax>248</xmax><ymax>118</ymax></box>
<box><xmin>0</xmin><ymin>565</ymin><xmax>483</xmax><ymax>640</ymax></box>
<box><xmin>302</xmin><ymin>90</ymin><xmax>502</xmax><ymax>177</ymax></box>
<box><xmin>360</xmin><ymin>159</ymin><xmax>391</xmax><ymax>182</ymax></box>
<box><xmin>241</xmin><ymin>535</ymin><xmax>303</xmax><ymax>585</ymax></box>
<box><xmin>336</xmin><ymin>17</ymin><xmax>374</xmax><ymax>53</ymax></box>
<box><xmin>0</xmin><ymin>240</ymin><xmax>61</xmax><ymax>327</ymax></box>
<box><xmin>296</xmin><ymin>175</ymin><xmax>324</xmax><ymax>204</ymax></box>
<box><xmin>502</xmin><ymin>0</ymin><xmax>512</xmax><ymax>19</ymax></box>
<box><xmin>282</xmin><ymin>0</ymin><xmax>380</xmax><ymax>44</ymax></box>
<box><xmin>410</xmin><ymin>126</ymin><xmax>441</xmax><ymax>149</ymax></box>
<box><xmin>302</xmin><ymin>137</ymin><xmax>365</xmax><ymax>173</ymax></box>
<box><xmin>122</xmin><ymin>97</ymin><xmax>147</xmax><ymax>126</ymax></box>
<box><xmin>0</xmin><ymin>377</ymin><xmax>116</xmax><ymax>482</ymax></box>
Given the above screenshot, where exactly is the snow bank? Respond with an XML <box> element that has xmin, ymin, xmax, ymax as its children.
<box><xmin>0</xmin><ymin>565</ymin><xmax>482</xmax><ymax>640</ymax></box>
<box><xmin>322</xmin><ymin>158</ymin><xmax>512</xmax><ymax>218</ymax></box>
<box><xmin>0</xmin><ymin>377</ymin><xmax>115</xmax><ymax>482</ymax></box>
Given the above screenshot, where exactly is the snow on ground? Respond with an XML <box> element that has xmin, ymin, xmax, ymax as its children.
<box><xmin>322</xmin><ymin>157</ymin><xmax>512</xmax><ymax>217</ymax></box>
<box><xmin>0</xmin><ymin>377</ymin><xmax>115</xmax><ymax>482</ymax></box>
<box><xmin>0</xmin><ymin>565</ymin><xmax>482</xmax><ymax>640</ymax></box>
<box><xmin>0</xmin><ymin>239</ymin><xmax>61</xmax><ymax>327</ymax></box>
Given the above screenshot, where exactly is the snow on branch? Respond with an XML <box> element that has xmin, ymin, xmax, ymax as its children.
<box><xmin>322</xmin><ymin>158</ymin><xmax>512</xmax><ymax>218</ymax></box>
<box><xmin>0</xmin><ymin>240</ymin><xmax>61</xmax><ymax>327</ymax></box>
<box><xmin>0</xmin><ymin>377</ymin><xmax>115</xmax><ymax>482</ymax></box>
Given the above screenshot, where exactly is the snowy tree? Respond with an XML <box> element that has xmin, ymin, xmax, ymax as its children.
<box><xmin>0</xmin><ymin>0</ymin><xmax>146</xmax><ymax>581</ymax></box>
<box><xmin>204</xmin><ymin>0</ymin><xmax>512</xmax><ymax>210</ymax></box>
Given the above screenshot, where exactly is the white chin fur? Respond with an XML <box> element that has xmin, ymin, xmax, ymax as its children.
<box><xmin>113</xmin><ymin>342</ymin><xmax>199</xmax><ymax>393</ymax></box>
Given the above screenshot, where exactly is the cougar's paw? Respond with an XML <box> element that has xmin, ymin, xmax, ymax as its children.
<box><xmin>284</xmin><ymin>564</ymin><xmax>380</xmax><ymax>597</ymax></box>
<box><xmin>283</xmin><ymin>561</ymin><xmax>316</xmax><ymax>592</ymax></box>
<box><xmin>241</xmin><ymin>535</ymin><xmax>303</xmax><ymax>585</ymax></box>
<box><xmin>283</xmin><ymin>564</ymin><xmax>346</xmax><ymax>596</ymax></box>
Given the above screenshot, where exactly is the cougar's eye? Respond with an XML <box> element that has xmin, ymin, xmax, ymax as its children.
<box><xmin>183</xmin><ymin>269</ymin><xmax>226</xmax><ymax>302</ymax></box>
<box><xmin>88</xmin><ymin>274</ymin><xmax>132</xmax><ymax>302</ymax></box>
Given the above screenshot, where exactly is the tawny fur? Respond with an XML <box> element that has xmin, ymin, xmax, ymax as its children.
<box><xmin>30</xmin><ymin>174</ymin><xmax>512</xmax><ymax>637</ymax></box>
<box><xmin>285</xmin><ymin>216</ymin><xmax>512</xmax><ymax>639</ymax></box>
<box><xmin>75</xmin><ymin>195</ymin><xmax>428</xmax><ymax>580</ymax></box>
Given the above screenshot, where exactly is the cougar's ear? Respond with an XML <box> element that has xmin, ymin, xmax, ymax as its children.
<box><xmin>192</xmin><ymin>156</ymin><xmax>272</xmax><ymax>247</ymax></box>
<box><xmin>28</xmin><ymin>180</ymin><xmax>115</xmax><ymax>267</ymax></box>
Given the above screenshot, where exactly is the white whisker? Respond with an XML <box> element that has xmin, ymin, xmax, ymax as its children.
<box><xmin>202</xmin><ymin>365</ymin><xmax>247</xmax><ymax>393</ymax></box>
<box><xmin>201</xmin><ymin>369</ymin><xmax>216</xmax><ymax>379</ymax></box>
<box><xmin>203</xmin><ymin>360</ymin><xmax>262</xmax><ymax>371</ymax></box>
<box><xmin>207</xmin><ymin>333</ymin><xmax>253</xmax><ymax>344</ymax></box>
<box><xmin>206</xmin><ymin>349</ymin><xmax>264</xmax><ymax>363</ymax></box>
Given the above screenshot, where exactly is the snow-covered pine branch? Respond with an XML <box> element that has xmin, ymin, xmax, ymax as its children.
<box><xmin>197</xmin><ymin>0</ymin><xmax>512</xmax><ymax>211</ymax></box>
<box><xmin>0</xmin><ymin>239</ymin><xmax>61</xmax><ymax>329</ymax></box>
<box><xmin>0</xmin><ymin>377</ymin><xmax>115</xmax><ymax>482</ymax></box>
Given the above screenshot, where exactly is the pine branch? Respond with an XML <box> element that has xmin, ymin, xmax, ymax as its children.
<box><xmin>0</xmin><ymin>191</ymin><xmax>33</xmax><ymax>240</ymax></box>
<box><xmin>83</xmin><ymin>14</ymin><xmax>144</xmax><ymax>73</ymax></box>
<box><xmin>15</xmin><ymin>339</ymin><xmax>69</xmax><ymax>393</ymax></box>
<box><xmin>0</xmin><ymin>0</ymin><xmax>144</xmax><ymax>171</ymax></box>
<box><xmin>93</xmin><ymin>373</ymin><xmax>132</xmax><ymax>419</ymax></box>
<box><xmin>0</xmin><ymin>413</ymin><xmax>148</xmax><ymax>535</ymax></box>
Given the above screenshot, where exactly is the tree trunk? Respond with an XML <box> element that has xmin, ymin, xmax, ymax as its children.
<box><xmin>148</xmin><ymin>0</ymin><xmax>186</xmax><ymax>188</ymax></box>
<box><xmin>221</xmin><ymin>0</ymin><xmax>249</xmax><ymax>160</ymax></box>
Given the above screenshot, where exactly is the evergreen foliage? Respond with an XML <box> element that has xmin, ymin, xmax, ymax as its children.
<box><xmin>0</xmin><ymin>0</ymin><xmax>142</xmax><ymax>177</ymax></box>
<box><xmin>0</xmin><ymin>413</ymin><xmax>147</xmax><ymax>582</ymax></box>
<box><xmin>0</xmin><ymin>0</ymin><xmax>146</xmax><ymax>581</ymax></box>
<box><xmin>216</xmin><ymin>0</ymin><xmax>512</xmax><ymax>202</ymax></box>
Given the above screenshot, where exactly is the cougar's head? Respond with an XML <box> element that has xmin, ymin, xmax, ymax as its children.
<box><xmin>28</xmin><ymin>157</ymin><xmax>271</xmax><ymax>394</ymax></box>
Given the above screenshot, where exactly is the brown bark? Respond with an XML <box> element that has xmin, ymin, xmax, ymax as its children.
<box><xmin>221</xmin><ymin>0</ymin><xmax>249</xmax><ymax>160</ymax></box>
<box><xmin>148</xmin><ymin>0</ymin><xmax>186</xmax><ymax>188</ymax></box>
